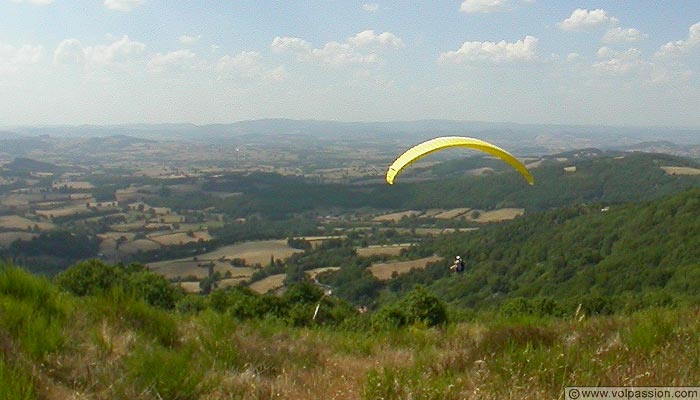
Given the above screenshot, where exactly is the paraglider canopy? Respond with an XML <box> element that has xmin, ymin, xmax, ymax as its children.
<box><xmin>385</xmin><ymin>136</ymin><xmax>534</xmax><ymax>186</ymax></box>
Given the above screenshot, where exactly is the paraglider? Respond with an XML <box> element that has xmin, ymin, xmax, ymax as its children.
<box><xmin>385</xmin><ymin>136</ymin><xmax>534</xmax><ymax>185</ymax></box>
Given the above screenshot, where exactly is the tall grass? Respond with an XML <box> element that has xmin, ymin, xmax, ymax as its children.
<box><xmin>0</xmin><ymin>356</ymin><xmax>35</xmax><ymax>400</ymax></box>
<box><xmin>0</xmin><ymin>265</ymin><xmax>69</xmax><ymax>358</ymax></box>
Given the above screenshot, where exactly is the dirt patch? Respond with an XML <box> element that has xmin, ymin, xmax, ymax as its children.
<box><xmin>661</xmin><ymin>166</ymin><xmax>700</xmax><ymax>176</ymax></box>
<box><xmin>368</xmin><ymin>255</ymin><xmax>442</xmax><ymax>280</ymax></box>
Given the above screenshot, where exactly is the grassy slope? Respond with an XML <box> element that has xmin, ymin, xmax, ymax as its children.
<box><xmin>1</xmin><ymin>265</ymin><xmax>700</xmax><ymax>399</ymax></box>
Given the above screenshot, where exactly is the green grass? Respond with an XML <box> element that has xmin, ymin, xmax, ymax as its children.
<box><xmin>0</xmin><ymin>356</ymin><xmax>35</xmax><ymax>400</ymax></box>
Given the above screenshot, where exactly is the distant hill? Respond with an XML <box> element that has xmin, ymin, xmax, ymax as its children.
<box><xmin>3</xmin><ymin>157</ymin><xmax>61</xmax><ymax>173</ymax></box>
<box><xmin>10</xmin><ymin>119</ymin><xmax>700</xmax><ymax>154</ymax></box>
<box><xmin>200</xmin><ymin>151</ymin><xmax>700</xmax><ymax>219</ymax></box>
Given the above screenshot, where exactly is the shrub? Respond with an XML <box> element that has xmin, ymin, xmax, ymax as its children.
<box><xmin>373</xmin><ymin>286</ymin><xmax>448</xmax><ymax>328</ymax></box>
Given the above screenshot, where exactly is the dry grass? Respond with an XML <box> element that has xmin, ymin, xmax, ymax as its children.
<box><xmin>434</xmin><ymin>208</ymin><xmax>471</xmax><ymax>219</ymax></box>
<box><xmin>306</xmin><ymin>267</ymin><xmax>341</xmax><ymax>279</ymax></box>
<box><xmin>51</xmin><ymin>181</ymin><xmax>94</xmax><ymax>189</ymax></box>
<box><xmin>249</xmin><ymin>274</ymin><xmax>287</xmax><ymax>294</ymax></box>
<box><xmin>372</xmin><ymin>210</ymin><xmax>422</xmax><ymax>223</ymax></box>
<box><xmin>356</xmin><ymin>244</ymin><xmax>412</xmax><ymax>257</ymax></box>
<box><xmin>661</xmin><ymin>166</ymin><xmax>700</xmax><ymax>176</ymax></box>
<box><xmin>470</xmin><ymin>208</ymin><xmax>524</xmax><ymax>223</ymax></box>
<box><xmin>0</xmin><ymin>215</ymin><xmax>55</xmax><ymax>231</ymax></box>
<box><xmin>368</xmin><ymin>255</ymin><xmax>442</xmax><ymax>280</ymax></box>
<box><xmin>0</xmin><ymin>231</ymin><xmax>35</xmax><ymax>247</ymax></box>
<box><xmin>148</xmin><ymin>231</ymin><xmax>213</xmax><ymax>246</ymax></box>
<box><xmin>197</xmin><ymin>240</ymin><xmax>303</xmax><ymax>266</ymax></box>
<box><xmin>35</xmin><ymin>205</ymin><xmax>93</xmax><ymax>219</ymax></box>
<box><xmin>148</xmin><ymin>260</ymin><xmax>252</xmax><ymax>280</ymax></box>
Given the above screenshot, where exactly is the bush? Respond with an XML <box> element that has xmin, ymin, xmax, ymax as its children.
<box><xmin>373</xmin><ymin>286</ymin><xmax>448</xmax><ymax>328</ymax></box>
<box><xmin>55</xmin><ymin>260</ymin><xmax>122</xmax><ymax>296</ymax></box>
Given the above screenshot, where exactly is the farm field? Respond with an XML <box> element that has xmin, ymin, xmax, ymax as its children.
<box><xmin>470</xmin><ymin>208</ymin><xmax>524</xmax><ymax>223</ymax></box>
<box><xmin>368</xmin><ymin>255</ymin><xmax>442</xmax><ymax>280</ymax></box>
<box><xmin>196</xmin><ymin>240</ymin><xmax>304</xmax><ymax>266</ymax></box>
<box><xmin>356</xmin><ymin>244</ymin><xmax>412</xmax><ymax>257</ymax></box>
<box><xmin>661</xmin><ymin>166</ymin><xmax>700</xmax><ymax>175</ymax></box>
<box><xmin>249</xmin><ymin>273</ymin><xmax>286</xmax><ymax>294</ymax></box>
<box><xmin>148</xmin><ymin>259</ymin><xmax>243</xmax><ymax>280</ymax></box>
<box><xmin>0</xmin><ymin>215</ymin><xmax>55</xmax><ymax>231</ymax></box>
<box><xmin>148</xmin><ymin>230</ymin><xmax>212</xmax><ymax>246</ymax></box>
<box><xmin>0</xmin><ymin>232</ymin><xmax>35</xmax><ymax>247</ymax></box>
<box><xmin>372</xmin><ymin>210</ymin><xmax>421</xmax><ymax>223</ymax></box>
<box><xmin>434</xmin><ymin>208</ymin><xmax>471</xmax><ymax>219</ymax></box>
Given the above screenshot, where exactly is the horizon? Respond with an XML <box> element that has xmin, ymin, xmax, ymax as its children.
<box><xmin>1</xmin><ymin>1</ymin><xmax>699</xmax><ymax>128</ymax></box>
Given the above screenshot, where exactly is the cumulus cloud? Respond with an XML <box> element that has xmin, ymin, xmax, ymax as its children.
<box><xmin>593</xmin><ymin>47</ymin><xmax>648</xmax><ymax>75</ymax></box>
<box><xmin>460</xmin><ymin>0</ymin><xmax>510</xmax><ymax>14</ymax></box>
<box><xmin>104</xmin><ymin>0</ymin><xmax>143</xmax><ymax>12</ymax></box>
<box><xmin>362</xmin><ymin>3</ymin><xmax>379</xmax><ymax>12</ymax></box>
<box><xmin>655</xmin><ymin>22</ymin><xmax>700</xmax><ymax>58</ymax></box>
<box><xmin>0</xmin><ymin>42</ymin><xmax>42</xmax><ymax>72</ymax></box>
<box><xmin>438</xmin><ymin>35</ymin><xmax>538</xmax><ymax>64</ymax></box>
<box><xmin>87</xmin><ymin>35</ymin><xmax>146</xmax><ymax>65</ymax></box>
<box><xmin>348</xmin><ymin>30</ymin><xmax>403</xmax><ymax>49</ymax></box>
<box><xmin>148</xmin><ymin>49</ymin><xmax>197</xmax><ymax>72</ymax></box>
<box><xmin>557</xmin><ymin>9</ymin><xmax>618</xmax><ymax>32</ymax></box>
<box><xmin>53</xmin><ymin>35</ymin><xmax>146</xmax><ymax>68</ymax></box>
<box><xmin>217</xmin><ymin>51</ymin><xmax>287</xmax><ymax>83</ymax></box>
<box><xmin>271</xmin><ymin>30</ymin><xmax>402</xmax><ymax>66</ymax></box>
<box><xmin>178</xmin><ymin>35</ymin><xmax>201</xmax><ymax>45</ymax></box>
<box><xmin>54</xmin><ymin>38</ymin><xmax>85</xmax><ymax>64</ymax></box>
<box><xmin>602</xmin><ymin>27</ymin><xmax>647</xmax><ymax>44</ymax></box>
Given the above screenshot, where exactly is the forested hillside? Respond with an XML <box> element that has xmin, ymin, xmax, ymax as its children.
<box><xmin>167</xmin><ymin>152</ymin><xmax>700</xmax><ymax>218</ymax></box>
<box><xmin>375</xmin><ymin>187</ymin><xmax>700</xmax><ymax>313</ymax></box>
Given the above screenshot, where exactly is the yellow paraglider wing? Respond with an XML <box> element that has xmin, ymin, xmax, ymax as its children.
<box><xmin>385</xmin><ymin>136</ymin><xmax>534</xmax><ymax>185</ymax></box>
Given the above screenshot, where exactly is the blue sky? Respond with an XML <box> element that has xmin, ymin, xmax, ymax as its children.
<box><xmin>1</xmin><ymin>1</ymin><xmax>698</xmax><ymax>127</ymax></box>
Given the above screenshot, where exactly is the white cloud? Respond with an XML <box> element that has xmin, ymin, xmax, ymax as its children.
<box><xmin>148</xmin><ymin>49</ymin><xmax>197</xmax><ymax>72</ymax></box>
<box><xmin>460</xmin><ymin>0</ymin><xmax>510</xmax><ymax>14</ymax></box>
<box><xmin>0</xmin><ymin>42</ymin><xmax>42</xmax><ymax>72</ymax></box>
<box><xmin>53</xmin><ymin>36</ymin><xmax>146</xmax><ymax>69</ymax></box>
<box><xmin>178</xmin><ymin>35</ymin><xmax>201</xmax><ymax>45</ymax></box>
<box><xmin>86</xmin><ymin>35</ymin><xmax>146</xmax><ymax>66</ymax></box>
<box><xmin>557</xmin><ymin>9</ymin><xmax>618</xmax><ymax>32</ymax></box>
<box><xmin>217</xmin><ymin>51</ymin><xmax>287</xmax><ymax>83</ymax></box>
<box><xmin>271</xmin><ymin>30</ymin><xmax>402</xmax><ymax>66</ymax></box>
<box><xmin>54</xmin><ymin>39</ymin><xmax>85</xmax><ymax>64</ymax></box>
<box><xmin>566</xmin><ymin>52</ymin><xmax>581</xmax><ymax>62</ymax></box>
<box><xmin>348</xmin><ymin>30</ymin><xmax>403</xmax><ymax>49</ymax></box>
<box><xmin>655</xmin><ymin>22</ymin><xmax>700</xmax><ymax>58</ymax></box>
<box><xmin>362</xmin><ymin>3</ymin><xmax>379</xmax><ymax>12</ymax></box>
<box><xmin>602</xmin><ymin>27</ymin><xmax>647</xmax><ymax>44</ymax></box>
<box><xmin>593</xmin><ymin>47</ymin><xmax>648</xmax><ymax>75</ymax></box>
<box><xmin>104</xmin><ymin>0</ymin><xmax>143</xmax><ymax>12</ymax></box>
<box><xmin>438</xmin><ymin>35</ymin><xmax>538</xmax><ymax>64</ymax></box>
<box><xmin>7</xmin><ymin>0</ymin><xmax>54</xmax><ymax>5</ymax></box>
